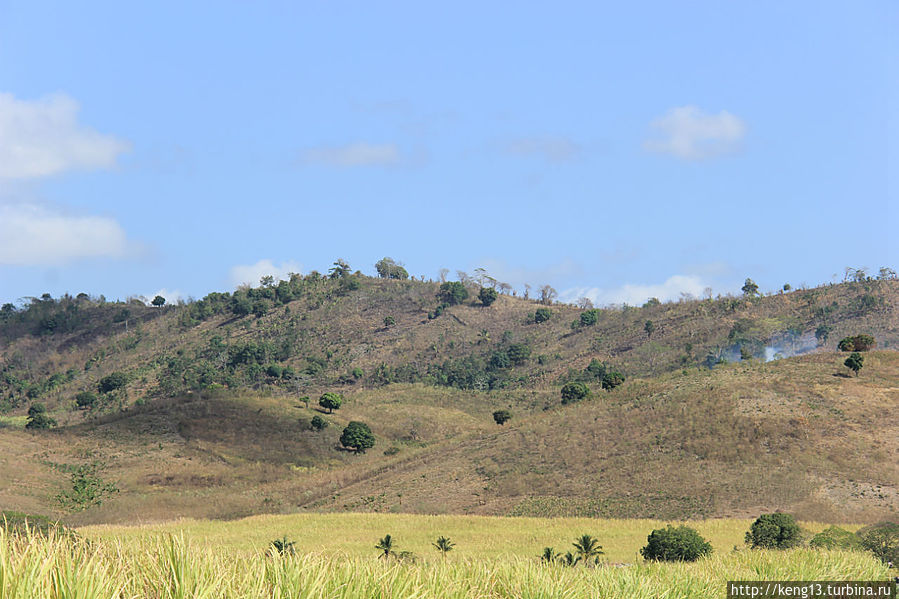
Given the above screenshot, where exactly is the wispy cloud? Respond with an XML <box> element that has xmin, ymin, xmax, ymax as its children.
<box><xmin>0</xmin><ymin>92</ymin><xmax>130</xmax><ymax>179</ymax></box>
<box><xmin>643</xmin><ymin>106</ymin><xmax>745</xmax><ymax>160</ymax></box>
<box><xmin>300</xmin><ymin>142</ymin><xmax>400</xmax><ymax>167</ymax></box>
<box><xmin>501</xmin><ymin>136</ymin><xmax>582</xmax><ymax>162</ymax></box>
<box><xmin>560</xmin><ymin>274</ymin><xmax>710</xmax><ymax>306</ymax></box>
<box><xmin>229</xmin><ymin>259</ymin><xmax>302</xmax><ymax>288</ymax></box>
<box><xmin>0</xmin><ymin>201</ymin><xmax>132</xmax><ymax>266</ymax></box>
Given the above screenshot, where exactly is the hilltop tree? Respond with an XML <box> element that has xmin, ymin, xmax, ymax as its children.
<box><xmin>492</xmin><ymin>409</ymin><xmax>512</xmax><ymax>425</ymax></box>
<box><xmin>438</xmin><ymin>281</ymin><xmax>468</xmax><ymax>305</ymax></box>
<box><xmin>478</xmin><ymin>287</ymin><xmax>498</xmax><ymax>306</ymax></box>
<box><xmin>151</xmin><ymin>295</ymin><xmax>166</xmax><ymax>307</ymax></box>
<box><xmin>844</xmin><ymin>352</ymin><xmax>864</xmax><ymax>377</ymax></box>
<box><xmin>340</xmin><ymin>421</ymin><xmax>375</xmax><ymax>453</ymax></box>
<box><xmin>539</xmin><ymin>285</ymin><xmax>557</xmax><ymax>305</ymax></box>
<box><xmin>375</xmin><ymin>257</ymin><xmax>409</xmax><ymax>280</ymax></box>
<box><xmin>329</xmin><ymin>259</ymin><xmax>351</xmax><ymax>279</ymax></box>
<box><xmin>741</xmin><ymin>278</ymin><xmax>759</xmax><ymax>297</ymax></box>
<box><xmin>319</xmin><ymin>392</ymin><xmax>342</xmax><ymax>414</ymax></box>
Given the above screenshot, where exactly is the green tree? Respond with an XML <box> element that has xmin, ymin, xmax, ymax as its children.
<box><xmin>534</xmin><ymin>307</ymin><xmax>552</xmax><ymax>323</ymax></box>
<box><xmin>492</xmin><ymin>409</ymin><xmax>512</xmax><ymax>425</ymax></box>
<box><xmin>644</xmin><ymin>320</ymin><xmax>656</xmax><ymax>339</ymax></box>
<box><xmin>579</xmin><ymin>310</ymin><xmax>598</xmax><ymax>327</ymax></box>
<box><xmin>151</xmin><ymin>295</ymin><xmax>166</xmax><ymax>307</ymax></box>
<box><xmin>838</xmin><ymin>334</ymin><xmax>876</xmax><ymax>352</ymax></box>
<box><xmin>329</xmin><ymin>259</ymin><xmax>351</xmax><ymax>279</ymax></box>
<box><xmin>310</xmin><ymin>415</ymin><xmax>328</xmax><ymax>431</ymax></box>
<box><xmin>561</xmin><ymin>381</ymin><xmax>590</xmax><ymax>404</ymax></box>
<box><xmin>438</xmin><ymin>282</ymin><xmax>469</xmax><ymax>305</ymax></box>
<box><xmin>97</xmin><ymin>372</ymin><xmax>128</xmax><ymax>394</ymax></box>
<box><xmin>375</xmin><ymin>257</ymin><xmax>409</xmax><ymax>280</ymax></box>
<box><xmin>741</xmin><ymin>278</ymin><xmax>760</xmax><ymax>297</ymax></box>
<box><xmin>478</xmin><ymin>287</ymin><xmax>498</xmax><ymax>306</ymax></box>
<box><xmin>375</xmin><ymin>534</ymin><xmax>395</xmax><ymax>559</ymax></box>
<box><xmin>25</xmin><ymin>403</ymin><xmax>56</xmax><ymax>430</ymax></box>
<box><xmin>340</xmin><ymin>421</ymin><xmax>375</xmax><ymax>453</ymax></box>
<box><xmin>601</xmin><ymin>371</ymin><xmax>625</xmax><ymax>391</ymax></box>
<box><xmin>572</xmin><ymin>534</ymin><xmax>604</xmax><ymax>565</ymax></box>
<box><xmin>640</xmin><ymin>525</ymin><xmax>712</xmax><ymax>562</ymax></box>
<box><xmin>74</xmin><ymin>391</ymin><xmax>97</xmax><ymax>409</ymax></box>
<box><xmin>539</xmin><ymin>547</ymin><xmax>559</xmax><ymax>563</ymax></box>
<box><xmin>745</xmin><ymin>513</ymin><xmax>802</xmax><ymax>549</ymax></box>
<box><xmin>809</xmin><ymin>526</ymin><xmax>862</xmax><ymax>550</ymax></box>
<box><xmin>319</xmin><ymin>392</ymin><xmax>342</xmax><ymax>414</ymax></box>
<box><xmin>844</xmin><ymin>352</ymin><xmax>864</xmax><ymax>377</ymax></box>
<box><xmin>432</xmin><ymin>536</ymin><xmax>455</xmax><ymax>560</ymax></box>
<box><xmin>857</xmin><ymin>522</ymin><xmax>899</xmax><ymax>566</ymax></box>
<box><xmin>507</xmin><ymin>343</ymin><xmax>531</xmax><ymax>365</ymax></box>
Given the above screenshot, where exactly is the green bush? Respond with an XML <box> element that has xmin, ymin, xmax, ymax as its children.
<box><xmin>601</xmin><ymin>371</ymin><xmax>625</xmax><ymax>391</ymax></box>
<box><xmin>507</xmin><ymin>343</ymin><xmax>531</xmax><ymax>365</ymax></box>
<box><xmin>579</xmin><ymin>310</ymin><xmax>598</xmax><ymax>327</ymax></box>
<box><xmin>534</xmin><ymin>307</ymin><xmax>552</xmax><ymax>323</ymax></box>
<box><xmin>640</xmin><ymin>525</ymin><xmax>713</xmax><ymax>562</ymax></box>
<box><xmin>438</xmin><ymin>282</ymin><xmax>469</xmax><ymax>306</ymax></box>
<box><xmin>340</xmin><ymin>421</ymin><xmax>375</xmax><ymax>454</ymax></box>
<box><xmin>857</xmin><ymin>522</ymin><xmax>899</xmax><ymax>566</ymax></box>
<box><xmin>25</xmin><ymin>403</ymin><xmax>56</xmax><ymax>430</ymax></box>
<box><xmin>561</xmin><ymin>381</ymin><xmax>590</xmax><ymax>404</ymax></box>
<box><xmin>844</xmin><ymin>352</ymin><xmax>864</xmax><ymax>376</ymax></box>
<box><xmin>745</xmin><ymin>513</ymin><xmax>802</xmax><ymax>549</ymax></box>
<box><xmin>478</xmin><ymin>287</ymin><xmax>498</xmax><ymax>306</ymax></box>
<box><xmin>492</xmin><ymin>410</ymin><xmax>512</xmax><ymax>425</ymax></box>
<box><xmin>310</xmin><ymin>415</ymin><xmax>328</xmax><ymax>431</ymax></box>
<box><xmin>384</xmin><ymin>315</ymin><xmax>396</xmax><ymax>327</ymax></box>
<box><xmin>74</xmin><ymin>391</ymin><xmax>97</xmax><ymax>409</ymax></box>
<box><xmin>97</xmin><ymin>372</ymin><xmax>128</xmax><ymax>394</ymax></box>
<box><xmin>838</xmin><ymin>334</ymin><xmax>876</xmax><ymax>352</ymax></box>
<box><xmin>319</xmin><ymin>392</ymin><xmax>342</xmax><ymax>414</ymax></box>
<box><xmin>809</xmin><ymin>526</ymin><xmax>861</xmax><ymax>550</ymax></box>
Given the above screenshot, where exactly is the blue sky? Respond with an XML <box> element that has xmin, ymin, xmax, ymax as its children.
<box><xmin>0</xmin><ymin>1</ymin><xmax>896</xmax><ymax>306</ymax></box>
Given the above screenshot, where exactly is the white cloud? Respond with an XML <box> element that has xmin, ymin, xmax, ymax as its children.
<box><xmin>644</xmin><ymin>106</ymin><xmax>745</xmax><ymax>160</ymax></box>
<box><xmin>502</xmin><ymin>136</ymin><xmax>581</xmax><ymax>162</ymax></box>
<box><xmin>300</xmin><ymin>142</ymin><xmax>400</xmax><ymax>167</ymax></box>
<box><xmin>560</xmin><ymin>274</ymin><xmax>709</xmax><ymax>306</ymax></box>
<box><xmin>229</xmin><ymin>259</ymin><xmax>302</xmax><ymax>288</ymax></box>
<box><xmin>0</xmin><ymin>92</ymin><xmax>130</xmax><ymax>179</ymax></box>
<box><xmin>0</xmin><ymin>202</ymin><xmax>130</xmax><ymax>266</ymax></box>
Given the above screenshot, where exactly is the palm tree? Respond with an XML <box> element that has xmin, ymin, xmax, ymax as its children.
<box><xmin>560</xmin><ymin>551</ymin><xmax>581</xmax><ymax>567</ymax></box>
<box><xmin>539</xmin><ymin>547</ymin><xmax>559</xmax><ymax>564</ymax></box>
<box><xmin>432</xmin><ymin>536</ymin><xmax>455</xmax><ymax>560</ymax></box>
<box><xmin>572</xmin><ymin>534</ymin><xmax>604</xmax><ymax>566</ymax></box>
<box><xmin>375</xmin><ymin>534</ymin><xmax>395</xmax><ymax>560</ymax></box>
<box><xmin>270</xmin><ymin>536</ymin><xmax>295</xmax><ymax>555</ymax></box>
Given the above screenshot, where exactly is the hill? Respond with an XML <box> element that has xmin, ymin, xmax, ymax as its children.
<box><xmin>0</xmin><ymin>271</ymin><xmax>897</xmax><ymax>525</ymax></box>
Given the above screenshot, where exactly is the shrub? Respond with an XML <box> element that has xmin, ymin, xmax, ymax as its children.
<box><xmin>384</xmin><ymin>315</ymin><xmax>396</xmax><ymax>327</ymax></box>
<box><xmin>809</xmin><ymin>526</ymin><xmax>862</xmax><ymax>550</ymax></box>
<box><xmin>310</xmin><ymin>415</ymin><xmax>328</xmax><ymax>431</ymax></box>
<box><xmin>492</xmin><ymin>410</ymin><xmax>512</xmax><ymax>425</ymax></box>
<box><xmin>838</xmin><ymin>334</ymin><xmax>876</xmax><ymax>352</ymax></box>
<box><xmin>340</xmin><ymin>421</ymin><xmax>375</xmax><ymax>453</ymax></box>
<box><xmin>25</xmin><ymin>403</ymin><xmax>56</xmax><ymax>430</ymax></box>
<box><xmin>438</xmin><ymin>282</ymin><xmax>468</xmax><ymax>306</ymax></box>
<box><xmin>374</xmin><ymin>257</ymin><xmax>409</xmax><ymax>280</ymax></box>
<box><xmin>857</xmin><ymin>522</ymin><xmax>899</xmax><ymax>566</ymax></box>
<box><xmin>745</xmin><ymin>513</ymin><xmax>802</xmax><ymax>549</ymax></box>
<box><xmin>561</xmin><ymin>381</ymin><xmax>590</xmax><ymax>404</ymax></box>
<box><xmin>74</xmin><ymin>391</ymin><xmax>97</xmax><ymax>409</ymax></box>
<box><xmin>270</xmin><ymin>536</ymin><xmax>296</xmax><ymax>555</ymax></box>
<box><xmin>507</xmin><ymin>343</ymin><xmax>531</xmax><ymax>365</ymax></box>
<box><xmin>319</xmin><ymin>392</ymin><xmax>342</xmax><ymax>414</ymax></box>
<box><xmin>601</xmin><ymin>371</ymin><xmax>625</xmax><ymax>391</ymax></box>
<box><xmin>844</xmin><ymin>352</ymin><xmax>864</xmax><ymax>376</ymax></box>
<box><xmin>579</xmin><ymin>310</ymin><xmax>598</xmax><ymax>327</ymax></box>
<box><xmin>478</xmin><ymin>287</ymin><xmax>498</xmax><ymax>306</ymax></box>
<box><xmin>640</xmin><ymin>525</ymin><xmax>713</xmax><ymax>562</ymax></box>
<box><xmin>97</xmin><ymin>372</ymin><xmax>128</xmax><ymax>394</ymax></box>
<box><xmin>534</xmin><ymin>307</ymin><xmax>552</xmax><ymax>323</ymax></box>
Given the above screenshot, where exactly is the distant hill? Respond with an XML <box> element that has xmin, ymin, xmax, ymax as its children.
<box><xmin>0</xmin><ymin>272</ymin><xmax>896</xmax><ymax>524</ymax></box>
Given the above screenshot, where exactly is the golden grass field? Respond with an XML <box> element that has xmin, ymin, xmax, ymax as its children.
<box><xmin>2</xmin><ymin>514</ymin><xmax>893</xmax><ymax>599</ymax></box>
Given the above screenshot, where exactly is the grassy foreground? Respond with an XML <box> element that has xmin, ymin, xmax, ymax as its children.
<box><xmin>0</xmin><ymin>514</ymin><xmax>890</xmax><ymax>598</ymax></box>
